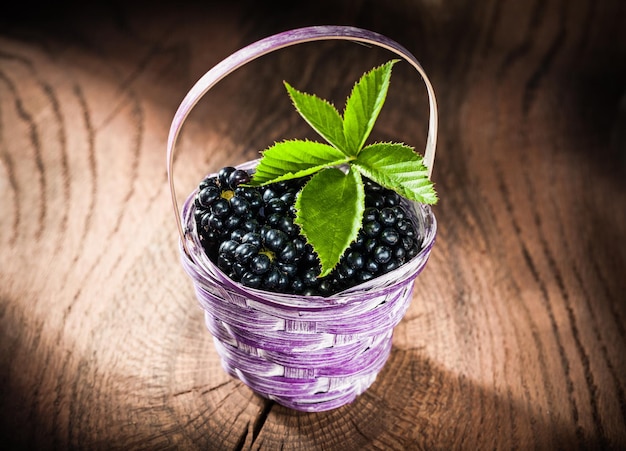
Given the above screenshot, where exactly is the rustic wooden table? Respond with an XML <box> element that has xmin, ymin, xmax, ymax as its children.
<box><xmin>1</xmin><ymin>1</ymin><xmax>625</xmax><ymax>449</ymax></box>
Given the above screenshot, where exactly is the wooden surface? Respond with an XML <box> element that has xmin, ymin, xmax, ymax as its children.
<box><xmin>1</xmin><ymin>0</ymin><xmax>626</xmax><ymax>449</ymax></box>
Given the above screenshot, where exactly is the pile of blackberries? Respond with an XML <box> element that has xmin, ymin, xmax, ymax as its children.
<box><xmin>193</xmin><ymin>166</ymin><xmax>422</xmax><ymax>296</ymax></box>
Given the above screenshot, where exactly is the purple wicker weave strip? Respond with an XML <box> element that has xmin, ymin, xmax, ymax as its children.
<box><xmin>178</xmin><ymin>162</ymin><xmax>437</xmax><ymax>412</ymax></box>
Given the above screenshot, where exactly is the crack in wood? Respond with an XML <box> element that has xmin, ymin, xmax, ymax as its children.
<box><xmin>246</xmin><ymin>399</ymin><xmax>274</xmax><ymax>450</ymax></box>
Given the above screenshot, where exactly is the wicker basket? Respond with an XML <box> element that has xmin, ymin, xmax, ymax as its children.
<box><xmin>166</xmin><ymin>26</ymin><xmax>438</xmax><ymax>412</ymax></box>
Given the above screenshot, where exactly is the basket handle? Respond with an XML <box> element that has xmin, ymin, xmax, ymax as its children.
<box><xmin>167</xmin><ymin>25</ymin><xmax>438</xmax><ymax>252</ymax></box>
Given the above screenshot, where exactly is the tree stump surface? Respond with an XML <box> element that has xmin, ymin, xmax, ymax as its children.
<box><xmin>1</xmin><ymin>1</ymin><xmax>625</xmax><ymax>449</ymax></box>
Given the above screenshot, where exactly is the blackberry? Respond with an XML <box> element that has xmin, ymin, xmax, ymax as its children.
<box><xmin>194</xmin><ymin>167</ymin><xmax>263</xmax><ymax>256</ymax></box>
<box><xmin>194</xmin><ymin>167</ymin><xmax>423</xmax><ymax>297</ymax></box>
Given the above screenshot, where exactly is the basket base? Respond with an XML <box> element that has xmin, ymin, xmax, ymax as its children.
<box><xmin>215</xmin><ymin>333</ymin><xmax>392</xmax><ymax>412</ymax></box>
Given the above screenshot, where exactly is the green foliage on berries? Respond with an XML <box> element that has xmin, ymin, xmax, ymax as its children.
<box><xmin>353</xmin><ymin>143</ymin><xmax>438</xmax><ymax>205</ymax></box>
<box><xmin>251</xmin><ymin>140</ymin><xmax>350</xmax><ymax>184</ymax></box>
<box><xmin>342</xmin><ymin>59</ymin><xmax>395</xmax><ymax>154</ymax></box>
<box><xmin>249</xmin><ymin>60</ymin><xmax>437</xmax><ymax>276</ymax></box>
<box><xmin>295</xmin><ymin>167</ymin><xmax>365</xmax><ymax>277</ymax></box>
<box><xmin>283</xmin><ymin>83</ymin><xmax>347</xmax><ymax>151</ymax></box>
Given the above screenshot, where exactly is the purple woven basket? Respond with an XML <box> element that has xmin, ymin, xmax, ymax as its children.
<box><xmin>166</xmin><ymin>26</ymin><xmax>439</xmax><ymax>412</ymax></box>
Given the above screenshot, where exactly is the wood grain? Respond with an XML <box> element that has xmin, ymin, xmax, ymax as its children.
<box><xmin>1</xmin><ymin>0</ymin><xmax>625</xmax><ymax>449</ymax></box>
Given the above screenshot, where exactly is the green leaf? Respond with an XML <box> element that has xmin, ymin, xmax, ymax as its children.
<box><xmin>249</xmin><ymin>140</ymin><xmax>351</xmax><ymax>185</ymax></box>
<box><xmin>295</xmin><ymin>167</ymin><xmax>365</xmax><ymax>277</ymax></box>
<box><xmin>284</xmin><ymin>82</ymin><xmax>347</xmax><ymax>152</ymax></box>
<box><xmin>354</xmin><ymin>143</ymin><xmax>438</xmax><ymax>204</ymax></box>
<box><xmin>343</xmin><ymin>60</ymin><xmax>399</xmax><ymax>154</ymax></box>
